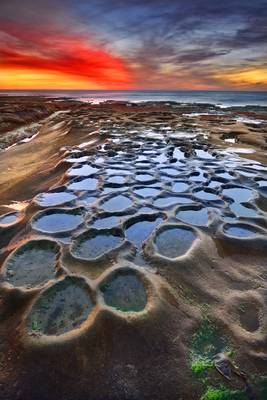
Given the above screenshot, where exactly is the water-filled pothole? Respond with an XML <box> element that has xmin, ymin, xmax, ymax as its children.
<box><xmin>189</xmin><ymin>172</ymin><xmax>206</xmax><ymax>183</ymax></box>
<box><xmin>100</xmin><ymin>269</ymin><xmax>147</xmax><ymax>312</ymax></box>
<box><xmin>160</xmin><ymin>168</ymin><xmax>180</xmax><ymax>177</ymax></box>
<box><xmin>230</xmin><ymin>203</ymin><xmax>258</xmax><ymax>218</ymax></box>
<box><xmin>224</xmin><ymin>223</ymin><xmax>261</xmax><ymax>238</ymax></box>
<box><xmin>106</xmin><ymin>168</ymin><xmax>132</xmax><ymax>176</ymax></box>
<box><xmin>71</xmin><ymin>229</ymin><xmax>125</xmax><ymax>260</ymax></box>
<box><xmin>196</xmin><ymin>149</ymin><xmax>215</xmax><ymax>160</ymax></box>
<box><xmin>171</xmin><ymin>182</ymin><xmax>189</xmax><ymax>193</ymax></box>
<box><xmin>68</xmin><ymin>177</ymin><xmax>98</xmax><ymax>191</ymax></box>
<box><xmin>135</xmin><ymin>173</ymin><xmax>155</xmax><ymax>183</ymax></box>
<box><xmin>32</xmin><ymin>209</ymin><xmax>84</xmax><ymax>234</ymax></box>
<box><xmin>155</xmin><ymin>226</ymin><xmax>196</xmax><ymax>258</ymax></box>
<box><xmin>35</xmin><ymin>191</ymin><xmax>76</xmax><ymax>207</ymax></box>
<box><xmin>208</xmin><ymin>179</ymin><xmax>223</xmax><ymax>189</ymax></box>
<box><xmin>106</xmin><ymin>175</ymin><xmax>127</xmax><ymax>185</ymax></box>
<box><xmin>152</xmin><ymin>153</ymin><xmax>168</xmax><ymax>163</ymax></box>
<box><xmin>133</xmin><ymin>187</ymin><xmax>161</xmax><ymax>198</ymax></box>
<box><xmin>0</xmin><ymin>212</ymin><xmax>20</xmax><ymax>226</ymax></box>
<box><xmin>27</xmin><ymin>276</ymin><xmax>94</xmax><ymax>335</ymax></box>
<box><xmin>101</xmin><ymin>195</ymin><xmax>133</xmax><ymax>212</ymax></box>
<box><xmin>138</xmin><ymin>206</ymin><xmax>156</xmax><ymax>214</ymax></box>
<box><xmin>135</xmin><ymin>162</ymin><xmax>153</xmax><ymax>169</ymax></box>
<box><xmin>65</xmin><ymin>155</ymin><xmax>89</xmax><ymax>163</ymax></box>
<box><xmin>236</xmin><ymin>169</ymin><xmax>256</xmax><ymax>177</ymax></box>
<box><xmin>176</xmin><ymin>207</ymin><xmax>210</xmax><ymax>226</ymax></box>
<box><xmin>216</xmin><ymin>171</ymin><xmax>234</xmax><ymax>180</ymax></box>
<box><xmin>2</xmin><ymin>239</ymin><xmax>60</xmax><ymax>288</ymax></box>
<box><xmin>91</xmin><ymin>215</ymin><xmax>123</xmax><ymax>229</ymax></box>
<box><xmin>78</xmin><ymin>195</ymin><xmax>97</xmax><ymax>207</ymax></box>
<box><xmin>194</xmin><ymin>189</ymin><xmax>221</xmax><ymax>202</ymax></box>
<box><xmin>154</xmin><ymin>196</ymin><xmax>192</xmax><ymax>208</ymax></box>
<box><xmin>68</xmin><ymin>164</ymin><xmax>99</xmax><ymax>177</ymax></box>
<box><xmin>222</xmin><ymin>187</ymin><xmax>254</xmax><ymax>203</ymax></box>
<box><xmin>125</xmin><ymin>215</ymin><xmax>163</xmax><ymax>248</ymax></box>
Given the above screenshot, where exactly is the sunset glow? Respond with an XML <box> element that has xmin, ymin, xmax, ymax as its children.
<box><xmin>0</xmin><ymin>20</ymin><xmax>131</xmax><ymax>89</ymax></box>
<box><xmin>0</xmin><ymin>69</ymin><xmax>107</xmax><ymax>90</ymax></box>
<box><xmin>217</xmin><ymin>68</ymin><xmax>267</xmax><ymax>87</ymax></box>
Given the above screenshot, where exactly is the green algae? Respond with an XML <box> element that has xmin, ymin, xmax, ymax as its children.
<box><xmin>200</xmin><ymin>387</ymin><xmax>246</xmax><ymax>400</ymax></box>
<box><xmin>191</xmin><ymin>359</ymin><xmax>214</xmax><ymax>374</ymax></box>
<box><xmin>190</xmin><ymin>318</ymin><xmax>228</xmax><ymax>363</ymax></box>
<box><xmin>200</xmin><ymin>376</ymin><xmax>267</xmax><ymax>400</ymax></box>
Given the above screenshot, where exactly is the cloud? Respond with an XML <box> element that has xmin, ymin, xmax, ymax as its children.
<box><xmin>0</xmin><ymin>19</ymin><xmax>132</xmax><ymax>88</ymax></box>
<box><xmin>0</xmin><ymin>0</ymin><xmax>266</xmax><ymax>89</ymax></box>
<box><xmin>174</xmin><ymin>50</ymin><xmax>230</xmax><ymax>64</ymax></box>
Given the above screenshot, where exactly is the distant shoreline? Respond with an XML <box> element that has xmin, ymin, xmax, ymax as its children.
<box><xmin>0</xmin><ymin>89</ymin><xmax>266</xmax><ymax>107</ymax></box>
<box><xmin>1</xmin><ymin>89</ymin><xmax>267</xmax><ymax>92</ymax></box>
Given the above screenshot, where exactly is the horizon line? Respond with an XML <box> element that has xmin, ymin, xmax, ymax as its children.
<box><xmin>1</xmin><ymin>88</ymin><xmax>267</xmax><ymax>93</ymax></box>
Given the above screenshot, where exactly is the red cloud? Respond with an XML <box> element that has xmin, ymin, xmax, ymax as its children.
<box><xmin>0</xmin><ymin>19</ymin><xmax>132</xmax><ymax>88</ymax></box>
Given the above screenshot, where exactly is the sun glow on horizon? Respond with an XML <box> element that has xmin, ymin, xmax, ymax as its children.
<box><xmin>0</xmin><ymin>67</ymin><xmax>131</xmax><ymax>90</ymax></box>
<box><xmin>0</xmin><ymin>68</ymin><xmax>100</xmax><ymax>90</ymax></box>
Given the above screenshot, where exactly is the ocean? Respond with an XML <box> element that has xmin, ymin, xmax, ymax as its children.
<box><xmin>0</xmin><ymin>90</ymin><xmax>266</xmax><ymax>107</ymax></box>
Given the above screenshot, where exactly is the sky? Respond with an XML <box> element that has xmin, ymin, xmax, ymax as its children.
<box><xmin>0</xmin><ymin>0</ymin><xmax>266</xmax><ymax>90</ymax></box>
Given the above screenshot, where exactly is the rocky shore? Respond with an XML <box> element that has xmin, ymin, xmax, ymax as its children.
<box><xmin>0</xmin><ymin>96</ymin><xmax>267</xmax><ymax>400</ymax></box>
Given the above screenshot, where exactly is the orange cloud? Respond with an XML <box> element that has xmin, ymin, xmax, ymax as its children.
<box><xmin>214</xmin><ymin>67</ymin><xmax>267</xmax><ymax>89</ymax></box>
<box><xmin>0</xmin><ymin>20</ymin><xmax>132</xmax><ymax>89</ymax></box>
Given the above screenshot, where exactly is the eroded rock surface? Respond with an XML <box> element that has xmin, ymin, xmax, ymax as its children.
<box><xmin>0</xmin><ymin>97</ymin><xmax>267</xmax><ymax>400</ymax></box>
